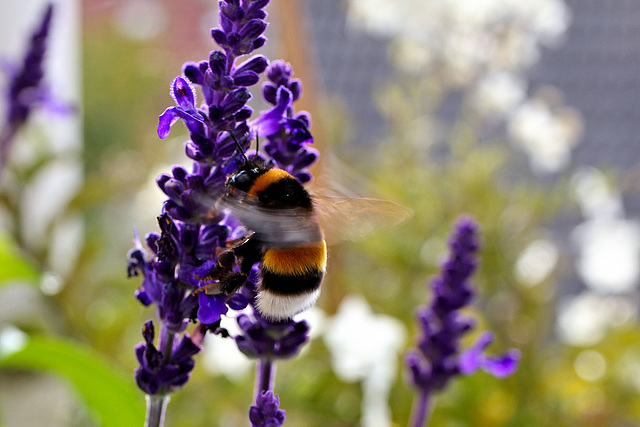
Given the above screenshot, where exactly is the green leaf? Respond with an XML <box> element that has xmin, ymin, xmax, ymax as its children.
<box><xmin>0</xmin><ymin>335</ymin><xmax>145</xmax><ymax>427</ymax></box>
<box><xmin>0</xmin><ymin>233</ymin><xmax>39</xmax><ymax>285</ymax></box>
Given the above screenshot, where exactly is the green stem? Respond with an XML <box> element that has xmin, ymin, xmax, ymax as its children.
<box><xmin>0</xmin><ymin>124</ymin><xmax>17</xmax><ymax>183</ymax></box>
<box><xmin>158</xmin><ymin>324</ymin><xmax>175</xmax><ymax>365</ymax></box>
<box><xmin>254</xmin><ymin>357</ymin><xmax>276</xmax><ymax>400</ymax></box>
<box><xmin>410</xmin><ymin>390</ymin><xmax>433</xmax><ymax>427</ymax></box>
<box><xmin>145</xmin><ymin>395</ymin><xmax>170</xmax><ymax>427</ymax></box>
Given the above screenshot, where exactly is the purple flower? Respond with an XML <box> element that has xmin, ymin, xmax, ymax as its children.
<box><xmin>235</xmin><ymin>312</ymin><xmax>310</xmax><ymax>360</ymax></box>
<box><xmin>406</xmin><ymin>216</ymin><xmax>520</xmax><ymax>426</ymax></box>
<box><xmin>4</xmin><ymin>3</ymin><xmax>53</xmax><ymax>128</ymax></box>
<box><xmin>157</xmin><ymin>77</ymin><xmax>205</xmax><ymax>139</ymax></box>
<box><xmin>249</xmin><ymin>390</ymin><xmax>286</xmax><ymax>427</ymax></box>
<box><xmin>131</xmin><ymin>0</ymin><xmax>318</xmax><ymax>400</ymax></box>
<box><xmin>197</xmin><ymin>293</ymin><xmax>229</xmax><ymax>324</ymax></box>
<box><xmin>458</xmin><ymin>331</ymin><xmax>520</xmax><ymax>377</ymax></box>
<box><xmin>130</xmin><ymin>5</ymin><xmax>320</xmax><ymax>427</ymax></box>
<box><xmin>234</xmin><ymin>280</ymin><xmax>310</xmax><ymax>360</ymax></box>
<box><xmin>1</xmin><ymin>3</ymin><xmax>54</xmax><ymax>176</ymax></box>
<box><xmin>131</xmin><ymin>0</ymin><xmax>272</xmax><ymax>389</ymax></box>
<box><xmin>252</xmin><ymin>60</ymin><xmax>318</xmax><ymax>183</ymax></box>
<box><xmin>134</xmin><ymin>321</ymin><xmax>200</xmax><ymax>395</ymax></box>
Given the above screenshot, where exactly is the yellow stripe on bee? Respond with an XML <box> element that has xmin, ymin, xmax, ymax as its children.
<box><xmin>262</xmin><ymin>241</ymin><xmax>327</xmax><ymax>276</ymax></box>
<box><xmin>248</xmin><ymin>168</ymin><xmax>293</xmax><ymax>196</ymax></box>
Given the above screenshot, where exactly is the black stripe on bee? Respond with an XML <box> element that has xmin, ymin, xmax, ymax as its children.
<box><xmin>260</xmin><ymin>268</ymin><xmax>324</xmax><ymax>296</ymax></box>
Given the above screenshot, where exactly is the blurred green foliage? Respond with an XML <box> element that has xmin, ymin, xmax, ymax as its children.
<box><xmin>0</xmin><ymin>233</ymin><xmax>38</xmax><ymax>284</ymax></box>
<box><xmin>2</xmin><ymin>3</ymin><xmax>640</xmax><ymax>427</ymax></box>
<box><xmin>0</xmin><ymin>335</ymin><xmax>144</xmax><ymax>426</ymax></box>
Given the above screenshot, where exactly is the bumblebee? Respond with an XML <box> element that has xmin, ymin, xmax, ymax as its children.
<box><xmin>225</xmin><ymin>156</ymin><xmax>328</xmax><ymax>321</ymax></box>
<box><xmin>197</xmin><ymin>134</ymin><xmax>410</xmax><ymax>321</ymax></box>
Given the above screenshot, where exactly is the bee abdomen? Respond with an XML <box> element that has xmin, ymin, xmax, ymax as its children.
<box><xmin>256</xmin><ymin>241</ymin><xmax>327</xmax><ymax>320</ymax></box>
<box><xmin>261</xmin><ymin>241</ymin><xmax>327</xmax><ymax>277</ymax></box>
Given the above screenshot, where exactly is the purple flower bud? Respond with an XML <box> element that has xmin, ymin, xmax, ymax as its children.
<box><xmin>234</xmin><ymin>70</ymin><xmax>260</xmax><ymax>86</ymax></box>
<box><xmin>221</xmin><ymin>88</ymin><xmax>252</xmax><ymax>115</ymax></box>
<box><xmin>234</xmin><ymin>107</ymin><xmax>253</xmax><ymax>122</ymax></box>
<box><xmin>248</xmin><ymin>0</ymin><xmax>270</xmax><ymax>13</ymax></box>
<box><xmin>262</xmin><ymin>83</ymin><xmax>278</xmax><ymax>105</ymax></box>
<box><xmin>209</xmin><ymin>50</ymin><xmax>228</xmax><ymax>78</ymax></box>
<box><xmin>162</xmin><ymin>178</ymin><xmax>185</xmax><ymax>200</ymax></box>
<box><xmin>219</xmin><ymin>11</ymin><xmax>233</xmax><ymax>34</ymax></box>
<box><xmin>228</xmin><ymin>293</ymin><xmax>250</xmax><ymax>310</ymax></box>
<box><xmin>234</xmin><ymin>308</ymin><xmax>310</xmax><ymax>360</ymax></box>
<box><xmin>249</xmin><ymin>391</ymin><xmax>285</xmax><ymax>427</ymax></box>
<box><xmin>134</xmin><ymin>321</ymin><xmax>201</xmax><ymax>395</ymax></box>
<box><xmin>293</xmin><ymin>171</ymin><xmax>312</xmax><ymax>184</ymax></box>
<box><xmin>235</xmin><ymin>55</ymin><xmax>269</xmax><ymax>75</ymax></box>
<box><xmin>252</xmin><ymin>37</ymin><xmax>267</xmax><ymax>50</ymax></box>
<box><xmin>292</xmin><ymin>148</ymin><xmax>319</xmax><ymax>170</ymax></box>
<box><xmin>239</xmin><ymin>19</ymin><xmax>267</xmax><ymax>41</ymax></box>
<box><xmin>266</xmin><ymin>60</ymin><xmax>293</xmax><ymax>86</ymax></box>
<box><xmin>289</xmin><ymin>79</ymin><xmax>302</xmax><ymax>101</ymax></box>
<box><xmin>182</xmin><ymin>62</ymin><xmax>204</xmax><ymax>85</ymax></box>
<box><xmin>211</xmin><ymin>28</ymin><xmax>228</xmax><ymax>47</ymax></box>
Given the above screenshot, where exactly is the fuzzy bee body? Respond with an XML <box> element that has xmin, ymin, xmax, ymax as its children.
<box><xmin>258</xmin><ymin>240</ymin><xmax>327</xmax><ymax>320</ymax></box>
<box><xmin>223</xmin><ymin>164</ymin><xmax>327</xmax><ymax>321</ymax></box>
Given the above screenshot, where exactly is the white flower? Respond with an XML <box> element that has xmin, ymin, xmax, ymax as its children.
<box><xmin>557</xmin><ymin>292</ymin><xmax>637</xmax><ymax>346</ymax></box>
<box><xmin>508</xmin><ymin>93</ymin><xmax>582</xmax><ymax>173</ymax></box>
<box><xmin>474</xmin><ymin>72</ymin><xmax>526</xmax><ymax>116</ymax></box>
<box><xmin>514</xmin><ymin>238</ymin><xmax>559</xmax><ymax>287</ymax></box>
<box><xmin>571</xmin><ymin>167</ymin><xmax>624</xmax><ymax>220</ymax></box>
<box><xmin>324</xmin><ymin>295</ymin><xmax>406</xmax><ymax>427</ymax></box>
<box><xmin>346</xmin><ymin>0</ymin><xmax>571</xmax><ymax>80</ymax></box>
<box><xmin>572</xmin><ymin>218</ymin><xmax>640</xmax><ymax>294</ymax></box>
<box><xmin>570</xmin><ymin>167</ymin><xmax>640</xmax><ymax>294</ymax></box>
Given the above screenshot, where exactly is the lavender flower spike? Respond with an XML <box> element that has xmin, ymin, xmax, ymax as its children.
<box><xmin>249</xmin><ymin>390</ymin><xmax>286</xmax><ymax>427</ymax></box>
<box><xmin>131</xmin><ymin>2</ymin><xmax>321</xmax><ymax>425</ymax></box>
<box><xmin>131</xmin><ymin>0</ymin><xmax>269</xmax><ymax>415</ymax></box>
<box><xmin>1</xmin><ymin>3</ymin><xmax>53</xmax><ymax>176</ymax></box>
<box><xmin>406</xmin><ymin>216</ymin><xmax>520</xmax><ymax>427</ymax></box>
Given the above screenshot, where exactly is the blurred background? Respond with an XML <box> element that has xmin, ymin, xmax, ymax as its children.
<box><xmin>1</xmin><ymin>0</ymin><xmax>640</xmax><ymax>426</ymax></box>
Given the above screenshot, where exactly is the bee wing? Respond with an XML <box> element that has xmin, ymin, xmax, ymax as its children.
<box><xmin>312</xmin><ymin>194</ymin><xmax>413</xmax><ymax>245</ymax></box>
<box><xmin>307</xmin><ymin>154</ymin><xmax>413</xmax><ymax>244</ymax></box>
<box><xmin>217</xmin><ymin>194</ymin><xmax>323</xmax><ymax>247</ymax></box>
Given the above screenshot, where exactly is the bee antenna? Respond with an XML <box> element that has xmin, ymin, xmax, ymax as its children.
<box><xmin>229</xmin><ymin>131</ymin><xmax>249</xmax><ymax>165</ymax></box>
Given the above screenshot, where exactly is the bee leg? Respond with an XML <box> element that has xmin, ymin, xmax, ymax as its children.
<box><xmin>229</xmin><ymin>237</ymin><xmax>263</xmax><ymax>275</ymax></box>
<box><xmin>192</xmin><ymin>250</ymin><xmax>239</xmax><ymax>296</ymax></box>
<box><xmin>220</xmin><ymin>273</ymin><xmax>248</xmax><ymax>295</ymax></box>
<box><xmin>193</xmin><ymin>238</ymin><xmax>262</xmax><ymax>297</ymax></box>
<box><xmin>225</xmin><ymin>231</ymin><xmax>254</xmax><ymax>248</ymax></box>
<box><xmin>192</xmin><ymin>282</ymin><xmax>222</xmax><ymax>296</ymax></box>
<box><xmin>192</xmin><ymin>272</ymin><xmax>246</xmax><ymax>296</ymax></box>
<box><xmin>216</xmin><ymin>249</ymin><xmax>237</xmax><ymax>271</ymax></box>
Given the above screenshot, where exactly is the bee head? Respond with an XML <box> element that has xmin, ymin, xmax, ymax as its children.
<box><xmin>226</xmin><ymin>131</ymin><xmax>272</xmax><ymax>192</ymax></box>
<box><xmin>226</xmin><ymin>165</ymin><xmax>262</xmax><ymax>192</ymax></box>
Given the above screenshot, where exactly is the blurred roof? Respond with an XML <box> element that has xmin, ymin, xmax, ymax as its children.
<box><xmin>303</xmin><ymin>0</ymin><xmax>390</xmax><ymax>146</ymax></box>
<box><xmin>530</xmin><ymin>0</ymin><xmax>640</xmax><ymax>172</ymax></box>
<box><xmin>304</xmin><ymin>0</ymin><xmax>640</xmax><ymax>172</ymax></box>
